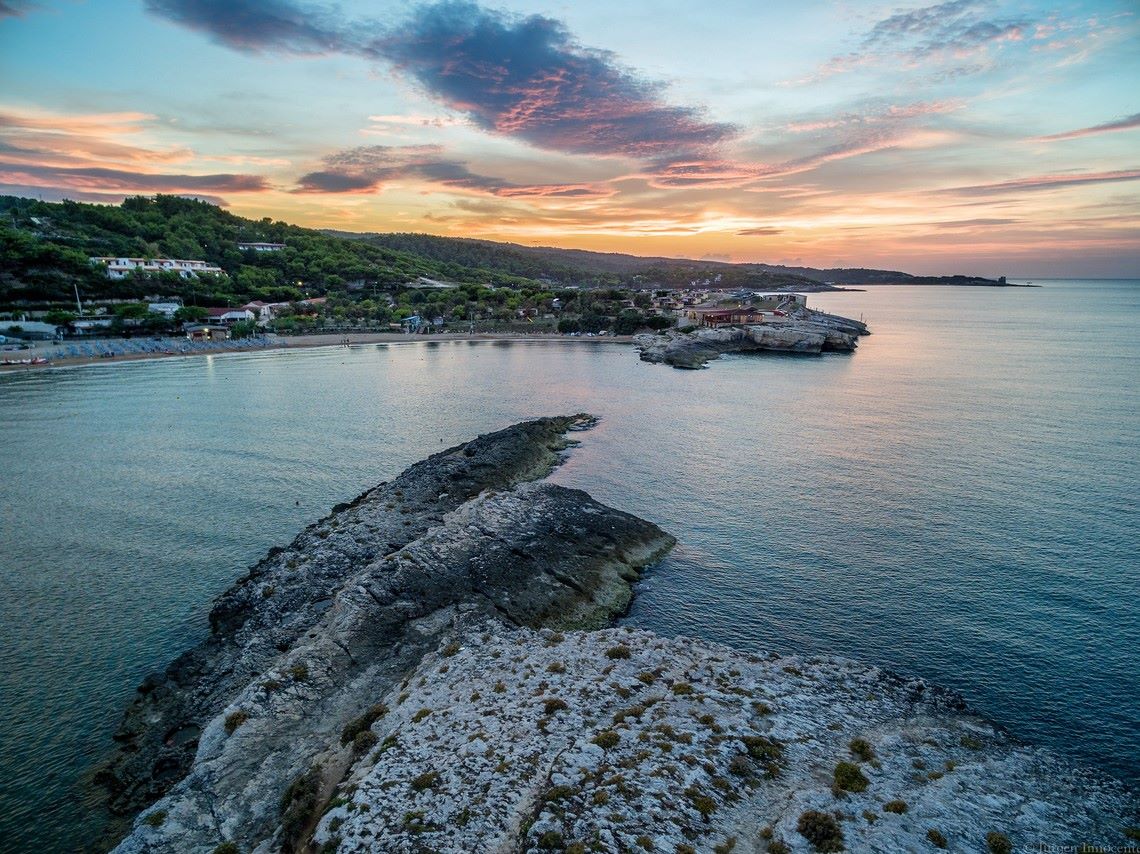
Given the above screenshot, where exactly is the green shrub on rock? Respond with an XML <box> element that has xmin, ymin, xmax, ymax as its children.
<box><xmin>224</xmin><ymin>711</ymin><xmax>249</xmax><ymax>734</ymax></box>
<box><xmin>986</xmin><ymin>831</ymin><xmax>1013</xmax><ymax>854</ymax></box>
<box><xmin>848</xmin><ymin>738</ymin><xmax>875</xmax><ymax>762</ymax></box>
<box><xmin>927</xmin><ymin>828</ymin><xmax>948</xmax><ymax>849</ymax></box>
<box><xmin>797</xmin><ymin>810</ymin><xmax>844</xmax><ymax>852</ymax></box>
<box><xmin>340</xmin><ymin>704</ymin><xmax>388</xmax><ymax>745</ymax></box>
<box><xmin>352</xmin><ymin>730</ymin><xmax>378</xmax><ymax>755</ymax></box>
<box><xmin>593</xmin><ymin>730</ymin><xmax>620</xmax><ymax>749</ymax></box>
<box><xmin>833</xmin><ymin>761</ymin><xmax>869</xmax><ymax>793</ymax></box>
<box><xmin>410</xmin><ymin>771</ymin><xmax>440</xmax><ymax>791</ymax></box>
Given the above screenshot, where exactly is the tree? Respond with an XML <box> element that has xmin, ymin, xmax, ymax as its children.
<box><xmin>114</xmin><ymin>303</ymin><xmax>150</xmax><ymax>319</ymax></box>
<box><xmin>614</xmin><ymin>310</ymin><xmax>645</xmax><ymax>335</ymax></box>
<box><xmin>44</xmin><ymin>310</ymin><xmax>77</xmax><ymax>327</ymax></box>
<box><xmin>174</xmin><ymin>305</ymin><xmax>208</xmax><ymax>323</ymax></box>
<box><xmin>230</xmin><ymin>319</ymin><xmax>258</xmax><ymax>339</ymax></box>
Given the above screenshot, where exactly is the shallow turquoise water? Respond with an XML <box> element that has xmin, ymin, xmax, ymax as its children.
<box><xmin>1</xmin><ymin>281</ymin><xmax>1137</xmax><ymax>850</ymax></box>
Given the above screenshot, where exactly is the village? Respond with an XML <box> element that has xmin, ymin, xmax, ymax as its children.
<box><xmin>0</xmin><ymin>252</ymin><xmax>822</xmax><ymax>357</ymax></box>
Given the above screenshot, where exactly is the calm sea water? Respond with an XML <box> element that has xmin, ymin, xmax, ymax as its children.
<box><xmin>1</xmin><ymin>281</ymin><xmax>1137</xmax><ymax>851</ymax></box>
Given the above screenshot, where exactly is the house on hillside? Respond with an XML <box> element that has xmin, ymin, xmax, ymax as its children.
<box><xmin>148</xmin><ymin>302</ymin><xmax>183</xmax><ymax>318</ymax></box>
<box><xmin>89</xmin><ymin>257</ymin><xmax>225</xmax><ymax>280</ymax></box>
<box><xmin>236</xmin><ymin>242</ymin><xmax>285</xmax><ymax>252</ymax></box>
<box><xmin>206</xmin><ymin>308</ymin><xmax>255</xmax><ymax>324</ymax></box>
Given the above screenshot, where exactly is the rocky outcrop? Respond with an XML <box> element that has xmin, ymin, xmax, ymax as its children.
<box><xmin>307</xmin><ymin>624</ymin><xmax>1135</xmax><ymax>854</ymax></box>
<box><xmin>100</xmin><ymin>416</ymin><xmax>675</xmax><ymax>853</ymax></box>
<box><xmin>103</xmin><ymin>415</ymin><xmax>1136</xmax><ymax>854</ymax></box>
<box><xmin>636</xmin><ymin>310</ymin><xmax>869</xmax><ymax>369</ymax></box>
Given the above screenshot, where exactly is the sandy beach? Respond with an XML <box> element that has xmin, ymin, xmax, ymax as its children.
<box><xmin>0</xmin><ymin>331</ymin><xmax>636</xmax><ymax>371</ymax></box>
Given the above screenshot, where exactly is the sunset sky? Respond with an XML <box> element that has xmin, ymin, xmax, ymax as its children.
<box><xmin>2</xmin><ymin>0</ymin><xmax>1138</xmax><ymax>276</ymax></box>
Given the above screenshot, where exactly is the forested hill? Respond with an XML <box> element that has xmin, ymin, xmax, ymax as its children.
<box><xmin>327</xmin><ymin>231</ymin><xmax>822</xmax><ymax>290</ymax></box>
<box><xmin>340</xmin><ymin>233</ymin><xmax>1005</xmax><ymax>287</ymax></box>
<box><xmin>0</xmin><ymin>195</ymin><xmax>552</xmax><ymax>307</ymax></box>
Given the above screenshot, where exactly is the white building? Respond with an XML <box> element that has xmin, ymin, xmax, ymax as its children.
<box><xmin>89</xmin><ymin>257</ymin><xmax>225</xmax><ymax>280</ymax></box>
<box><xmin>237</xmin><ymin>242</ymin><xmax>285</xmax><ymax>252</ymax></box>
<box><xmin>148</xmin><ymin>302</ymin><xmax>183</xmax><ymax>318</ymax></box>
<box><xmin>206</xmin><ymin>308</ymin><xmax>255</xmax><ymax>324</ymax></box>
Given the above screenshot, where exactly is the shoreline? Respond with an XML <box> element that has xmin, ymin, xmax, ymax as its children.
<box><xmin>0</xmin><ymin>331</ymin><xmax>635</xmax><ymax>371</ymax></box>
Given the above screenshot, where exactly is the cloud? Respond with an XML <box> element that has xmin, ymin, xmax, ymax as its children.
<box><xmin>1037</xmin><ymin>112</ymin><xmax>1140</xmax><ymax>141</ymax></box>
<box><xmin>0</xmin><ymin>1</ymin><xmax>39</xmax><ymax>18</ymax></box>
<box><xmin>0</xmin><ymin>109</ymin><xmax>194</xmax><ymax>167</ymax></box>
<box><xmin>940</xmin><ymin>169</ymin><xmax>1140</xmax><ymax>196</ymax></box>
<box><xmin>295</xmin><ymin>144</ymin><xmax>613</xmax><ymax>199</ymax></box>
<box><xmin>736</xmin><ymin>227</ymin><xmax>782</xmax><ymax>236</ymax></box>
<box><xmin>789</xmin><ymin>0</ymin><xmax>1031</xmax><ymax>84</ymax></box>
<box><xmin>0</xmin><ymin>110</ymin><xmax>155</xmax><ymax>134</ymax></box>
<box><xmin>929</xmin><ymin>218</ymin><xmax>1020</xmax><ymax>228</ymax></box>
<box><xmin>647</xmin><ymin>125</ymin><xmax>919</xmax><ymax>190</ymax></box>
<box><xmin>146</xmin><ymin>0</ymin><xmax>735</xmax><ymax>161</ymax></box>
<box><xmin>373</xmin><ymin>1</ymin><xmax>733</xmax><ymax>158</ymax></box>
<box><xmin>143</xmin><ymin>0</ymin><xmax>345</xmax><ymax>54</ymax></box>
<box><xmin>0</xmin><ymin>162</ymin><xmax>271</xmax><ymax>193</ymax></box>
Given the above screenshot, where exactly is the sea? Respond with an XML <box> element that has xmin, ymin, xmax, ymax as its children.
<box><xmin>1</xmin><ymin>280</ymin><xmax>1137</xmax><ymax>851</ymax></box>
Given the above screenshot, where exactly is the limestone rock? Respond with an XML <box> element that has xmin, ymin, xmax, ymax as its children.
<box><xmin>102</xmin><ymin>416</ymin><xmax>675</xmax><ymax>853</ymax></box>
<box><xmin>635</xmin><ymin>309</ymin><xmax>868</xmax><ymax>369</ymax></box>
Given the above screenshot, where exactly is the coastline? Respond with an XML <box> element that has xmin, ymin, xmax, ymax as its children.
<box><xmin>0</xmin><ymin>331</ymin><xmax>635</xmax><ymax>372</ymax></box>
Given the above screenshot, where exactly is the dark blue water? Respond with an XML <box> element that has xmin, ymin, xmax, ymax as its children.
<box><xmin>0</xmin><ymin>280</ymin><xmax>1137</xmax><ymax>850</ymax></box>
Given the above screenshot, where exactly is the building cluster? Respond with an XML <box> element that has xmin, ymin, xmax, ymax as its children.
<box><xmin>89</xmin><ymin>257</ymin><xmax>225</xmax><ymax>280</ymax></box>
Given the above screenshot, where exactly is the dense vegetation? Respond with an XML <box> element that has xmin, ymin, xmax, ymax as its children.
<box><xmin>0</xmin><ymin>195</ymin><xmax>688</xmax><ymax>334</ymax></box>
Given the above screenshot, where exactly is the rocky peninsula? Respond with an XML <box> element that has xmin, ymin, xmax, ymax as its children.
<box><xmin>635</xmin><ymin>308</ymin><xmax>870</xmax><ymax>369</ymax></box>
<box><xmin>101</xmin><ymin>418</ymin><xmax>1136</xmax><ymax>853</ymax></box>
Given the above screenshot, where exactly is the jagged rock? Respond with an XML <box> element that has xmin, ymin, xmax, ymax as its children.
<box><xmin>635</xmin><ymin>309</ymin><xmax>869</xmax><ymax>369</ymax></box>
<box><xmin>100</xmin><ymin>416</ymin><xmax>675</xmax><ymax>853</ymax></box>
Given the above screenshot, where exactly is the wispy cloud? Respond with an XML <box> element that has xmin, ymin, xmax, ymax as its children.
<box><xmin>928</xmin><ymin>217</ymin><xmax>1021</xmax><ymax>228</ymax></box>
<box><xmin>788</xmin><ymin>0</ymin><xmax>1031</xmax><ymax>84</ymax></box>
<box><xmin>0</xmin><ymin>108</ymin><xmax>193</xmax><ymax>172</ymax></box>
<box><xmin>940</xmin><ymin>169</ymin><xmax>1140</xmax><ymax>196</ymax></box>
<box><xmin>0</xmin><ymin>1</ymin><xmax>39</xmax><ymax>18</ymax></box>
<box><xmin>1037</xmin><ymin>112</ymin><xmax>1140</xmax><ymax>141</ymax></box>
<box><xmin>0</xmin><ymin>162</ymin><xmax>270</xmax><ymax>193</ymax></box>
<box><xmin>295</xmin><ymin>144</ymin><xmax>613</xmax><ymax>200</ymax></box>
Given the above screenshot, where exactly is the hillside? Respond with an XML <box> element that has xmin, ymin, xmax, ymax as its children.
<box><xmin>328</xmin><ymin>231</ymin><xmax>825</xmax><ymax>290</ymax></box>
<box><xmin>0</xmin><ymin>196</ymin><xmax>546</xmax><ymax>308</ymax></box>
<box><xmin>340</xmin><ymin>233</ymin><xmax>1007</xmax><ymax>287</ymax></box>
<box><xmin>0</xmin><ymin>195</ymin><xmax>1005</xmax><ymax>313</ymax></box>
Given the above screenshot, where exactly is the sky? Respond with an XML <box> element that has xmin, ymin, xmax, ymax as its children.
<box><xmin>1</xmin><ymin>0</ymin><xmax>1138</xmax><ymax>276</ymax></box>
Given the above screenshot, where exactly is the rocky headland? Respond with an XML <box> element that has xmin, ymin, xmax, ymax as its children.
<box><xmin>101</xmin><ymin>417</ymin><xmax>1136</xmax><ymax>853</ymax></box>
<box><xmin>635</xmin><ymin>310</ymin><xmax>869</xmax><ymax>370</ymax></box>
